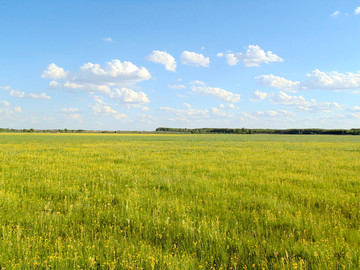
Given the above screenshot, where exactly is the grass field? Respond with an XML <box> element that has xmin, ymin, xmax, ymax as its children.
<box><xmin>0</xmin><ymin>133</ymin><xmax>359</xmax><ymax>269</ymax></box>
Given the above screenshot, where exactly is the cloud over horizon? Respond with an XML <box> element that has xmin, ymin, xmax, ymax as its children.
<box><xmin>146</xmin><ymin>51</ymin><xmax>177</xmax><ymax>72</ymax></box>
<box><xmin>180</xmin><ymin>51</ymin><xmax>210</xmax><ymax>67</ymax></box>
<box><xmin>257</xmin><ymin>69</ymin><xmax>360</xmax><ymax>92</ymax></box>
<box><xmin>191</xmin><ymin>81</ymin><xmax>241</xmax><ymax>103</ymax></box>
<box><xmin>42</xmin><ymin>60</ymin><xmax>151</xmax><ymax>94</ymax></box>
<box><xmin>219</xmin><ymin>45</ymin><xmax>283</xmax><ymax>67</ymax></box>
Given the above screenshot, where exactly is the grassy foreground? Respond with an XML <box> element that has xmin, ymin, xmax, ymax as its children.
<box><xmin>0</xmin><ymin>133</ymin><xmax>359</xmax><ymax>269</ymax></box>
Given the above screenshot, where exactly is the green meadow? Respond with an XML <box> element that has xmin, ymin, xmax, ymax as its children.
<box><xmin>0</xmin><ymin>133</ymin><xmax>359</xmax><ymax>269</ymax></box>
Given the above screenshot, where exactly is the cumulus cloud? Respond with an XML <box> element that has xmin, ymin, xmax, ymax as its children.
<box><xmin>0</xmin><ymin>100</ymin><xmax>10</xmax><ymax>107</ymax></box>
<box><xmin>2</xmin><ymin>86</ymin><xmax>51</xmax><ymax>100</ymax></box>
<box><xmin>103</xmin><ymin>37</ymin><xmax>113</xmax><ymax>42</ymax></box>
<box><xmin>191</xmin><ymin>81</ymin><xmax>241</xmax><ymax>102</ymax></box>
<box><xmin>62</xmin><ymin>108</ymin><xmax>82</xmax><ymax>121</ymax></box>
<box><xmin>331</xmin><ymin>10</ymin><xmax>341</xmax><ymax>17</ymax></box>
<box><xmin>168</xmin><ymin>84</ymin><xmax>186</xmax><ymax>90</ymax></box>
<box><xmin>90</xmin><ymin>96</ymin><xmax>127</xmax><ymax>120</ymax></box>
<box><xmin>269</xmin><ymin>91</ymin><xmax>343</xmax><ymax>111</ymax></box>
<box><xmin>355</xmin><ymin>7</ymin><xmax>360</xmax><ymax>15</ymax></box>
<box><xmin>257</xmin><ymin>69</ymin><xmax>360</xmax><ymax>92</ymax></box>
<box><xmin>219</xmin><ymin>45</ymin><xmax>283</xmax><ymax>67</ymax></box>
<box><xmin>66</xmin><ymin>113</ymin><xmax>82</xmax><ymax>120</ymax></box>
<box><xmin>256</xmin><ymin>74</ymin><xmax>302</xmax><ymax>92</ymax></box>
<box><xmin>180</xmin><ymin>51</ymin><xmax>210</xmax><ymax>67</ymax></box>
<box><xmin>42</xmin><ymin>63</ymin><xmax>68</xmax><ymax>79</ymax></box>
<box><xmin>352</xmin><ymin>112</ymin><xmax>360</xmax><ymax>119</ymax></box>
<box><xmin>125</xmin><ymin>104</ymin><xmax>150</xmax><ymax>111</ymax></box>
<box><xmin>304</xmin><ymin>69</ymin><xmax>360</xmax><ymax>90</ymax></box>
<box><xmin>256</xmin><ymin>110</ymin><xmax>296</xmax><ymax>118</ymax></box>
<box><xmin>0</xmin><ymin>100</ymin><xmax>21</xmax><ymax>115</ymax></box>
<box><xmin>73</xmin><ymin>60</ymin><xmax>151</xmax><ymax>86</ymax></box>
<box><xmin>62</xmin><ymin>108</ymin><xmax>80</xmax><ymax>113</ymax></box>
<box><xmin>146</xmin><ymin>50</ymin><xmax>176</xmax><ymax>72</ymax></box>
<box><xmin>160</xmin><ymin>106</ymin><xmax>209</xmax><ymax>119</ymax></box>
<box><xmin>350</xmin><ymin>106</ymin><xmax>360</xmax><ymax>111</ymax></box>
<box><xmin>49</xmin><ymin>80</ymin><xmax>61</xmax><ymax>88</ymax></box>
<box><xmin>110</xmin><ymin>87</ymin><xmax>150</xmax><ymax>104</ymax></box>
<box><xmin>14</xmin><ymin>106</ymin><xmax>22</xmax><ymax>112</ymax></box>
<box><xmin>251</xmin><ymin>90</ymin><xmax>269</xmax><ymax>101</ymax></box>
<box><xmin>42</xmin><ymin>60</ymin><xmax>151</xmax><ymax>94</ymax></box>
<box><xmin>9</xmin><ymin>90</ymin><xmax>51</xmax><ymax>100</ymax></box>
<box><xmin>211</xmin><ymin>107</ymin><xmax>227</xmax><ymax>117</ymax></box>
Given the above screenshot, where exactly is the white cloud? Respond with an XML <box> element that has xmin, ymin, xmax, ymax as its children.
<box><xmin>49</xmin><ymin>80</ymin><xmax>61</xmax><ymax>88</ymax></box>
<box><xmin>216</xmin><ymin>53</ymin><xmax>224</xmax><ymax>57</ymax></box>
<box><xmin>138</xmin><ymin>114</ymin><xmax>156</xmax><ymax>124</ymax></box>
<box><xmin>269</xmin><ymin>91</ymin><xmax>312</xmax><ymax>109</ymax></box>
<box><xmin>110</xmin><ymin>87</ymin><xmax>150</xmax><ymax>104</ymax></box>
<box><xmin>220</xmin><ymin>45</ymin><xmax>283</xmax><ymax>67</ymax></box>
<box><xmin>355</xmin><ymin>7</ymin><xmax>360</xmax><ymax>15</ymax></box>
<box><xmin>304</xmin><ymin>69</ymin><xmax>360</xmax><ymax>90</ymax></box>
<box><xmin>269</xmin><ymin>91</ymin><xmax>343</xmax><ymax>111</ymax></box>
<box><xmin>180</xmin><ymin>51</ymin><xmax>210</xmax><ymax>67</ymax></box>
<box><xmin>257</xmin><ymin>69</ymin><xmax>360</xmax><ymax>92</ymax></box>
<box><xmin>168</xmin><ymin>84</ymin><xmax>186</xmax><ymax>90</ymax></box>
<box><xmin>103</xmin><ymin>37</ymin><xmax>113</xmax><ymax>42</ymax></box>
<box><xmin>228</xmin><ymin>104</ymin><xmax>236</xmax><ymax>109</ymax></box>
<box><xmin>0</xmin><ymin>100</ymin><xmax>21</xmax><ymax>115</ymax></box>
<box><xmin>331</xmin><ymin>10</ymin><xmax>341</xmax><ymax>17</ymax></box>
<box><xmin>352</xmin><ymin>112</ymin><xmax>360</xmax><ymax>119</ymax></box>
<box><xmin>62</xmin><ymin>108</ymin><xmax>80</xmax><ymax>113</ymax></box>
<box><xmin>251</xmin><ymin>90</ymin><xmax>268</xmax><ymax>101</ymax></box>
<box><xmin>176</xmin><ymin>93</ymin><xmax>188</xmax><ymax>99</ymax></box>
<box><xmin>146</xmin><ymin>50</ymin><xmax>177</xmax><ymax>72</ymax></box>
<box><xmin>41</xmin><ymin>63</ymin><xmax>68</xmax><ymax>79</ymax></box>
<box><xmin>0</xmin><ymin>86</ymin><xmax>11</xmax><ymax>90</ymax></box>
<box><xmin>160</xmin><ymin>106</ymin><xmax>209</xmax><ymax>119</ymax></box>
<box><xmin>14</xmin><ymin>106</ymin><xmax>22</xmax><ymax>112</ymax></box>
<box><xmin>0</xmin><ymin>100</ymin><xmax>10</xmax><ymax>107</ymax></box>
<box><xmin>90</xmin><ymin>96</ymin><xmax>127</xmax><ymax>120</ymax></box>
<box><xmin>63</xmin><ymin>112</ymin><xmax>82</xmax><ymax>121</ymax></box>
<box><xmin>75</xmin><ymin>60</ymin><xmax>151</xmax><ymax>85</ymax></box>
<box><xmin>211</xmin><ymin>107</ymin><xmax>227</xmax><ymax>117</ymax></box>
<box><xmin>9</xmin><ymin>90</ymin><xmax>51</xmax><ymax>100</ymax></box>
<box><xmin>191</xmin><ymin>81</ymin><xmax>241</xmax><ymax>102</ymax></box>
<box><xmin>350</xmin><ymin>106</ymin><xmax>360</xmax><ymax>111</ymax></box>
<box><xmin>256</xmin><ymin>74</ymin><xmax>301</xmax><ymax>92</ymax></box>
<box><xmin>256</xmin><ymin>110</ymin><xmax>296</xmax><ymax>118</ymax></box>
<box><xmin>125</xmin><ymin>104</ymin><xmax>150</xmax><ymax>111</ymax></box>
<box><xmin>42</xmin><ymin>60</ymin><xmax>151</xmax><ymax>94</ymax></box>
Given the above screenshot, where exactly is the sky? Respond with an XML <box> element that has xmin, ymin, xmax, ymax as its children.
<box><xmin>1</xmin><ymin>0</ymin><xmax>360</xmax><ymax>130</ymax></box>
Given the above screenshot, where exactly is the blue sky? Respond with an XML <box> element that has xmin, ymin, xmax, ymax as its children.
<box><xmin>1</xmin><ymin>0</ymin><xmax>360</xmax><ymax>130</ymax></box>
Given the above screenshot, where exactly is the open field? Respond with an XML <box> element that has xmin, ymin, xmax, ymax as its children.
<box><xmin>0</xmin><ymin>133</ymin><xmax>359</xmax><ymax>269</ymax></box>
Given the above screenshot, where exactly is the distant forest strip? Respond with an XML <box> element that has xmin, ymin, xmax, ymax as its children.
<box><xmin>156</xmin><ymin>127</ymin><xmax>360</xmax><ymax>135</ymax></box>
<box><xmin>1</xmin><ymin>127</ymin><xmax>360</xmax><ymax>135</ymax></box>
<box><xmin>0</xmin><ymin>128</ymin><xmax>150</xmax><ymax>134</ymax></box>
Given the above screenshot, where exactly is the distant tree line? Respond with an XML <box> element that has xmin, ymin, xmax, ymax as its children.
<box><xmin>156</xmin><ymin>127</ymin><xmax>360</xmax><ymax>135</ymax></box>
<box><xmin>1</xmin><ymin>127</ymin><xmax>359</xmax><ymax>135</ymax></box>
<box><xmin>0</xmin><ymin>128</ymin><xmax>153</xmax><ymax>134</ymax></box>
<box><xmin>0</xmin><ymin>128</ymin><xmax>86</xmax><ymax>133</ymax></box>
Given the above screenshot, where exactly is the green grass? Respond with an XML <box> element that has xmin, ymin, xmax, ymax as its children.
<box><xmin>0</xmin><ymin>133</ymin><xmax>359</xmax><ymax>269</ymax></box>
